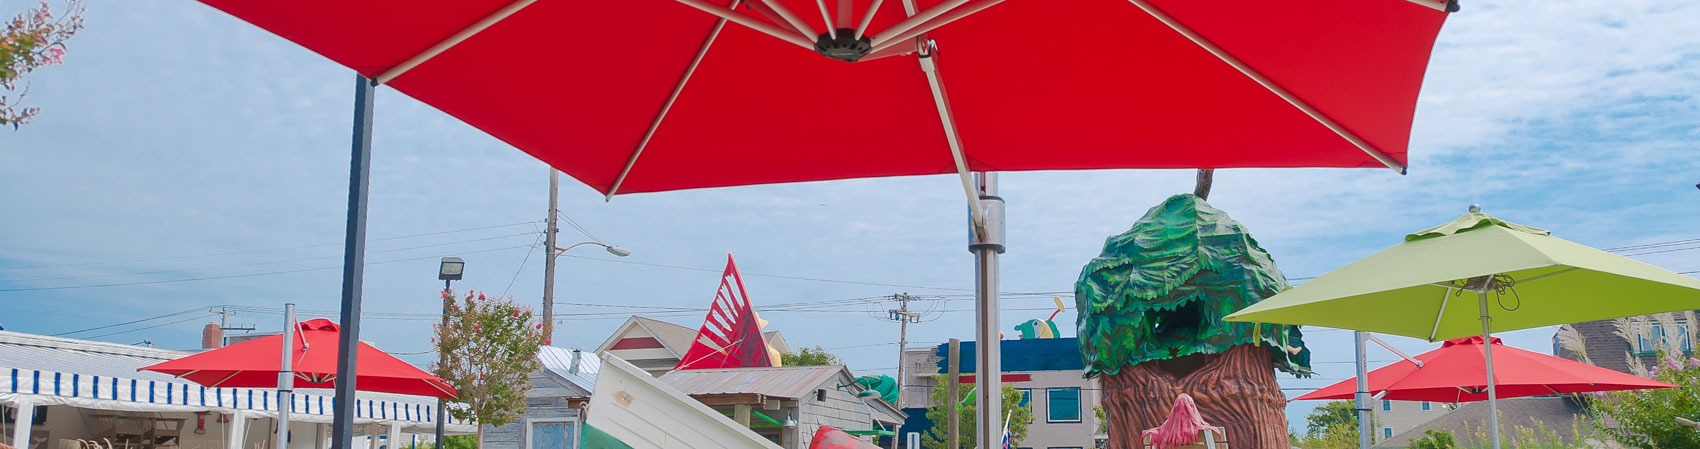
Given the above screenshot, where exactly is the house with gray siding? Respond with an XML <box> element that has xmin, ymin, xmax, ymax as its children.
<box><xmin>658</xmin><ymin>365</ymin><xmax>906</xmax><ymax>449</ymax></box>
<box><xmin>482</xmin><ymin>347</ymin><xmax>598</xmax><ymax>449</ymax></box>
<box><xmin>593</xmin><ymin>316</ymin><xmax>792</xmax><ymax>377</ymax></box>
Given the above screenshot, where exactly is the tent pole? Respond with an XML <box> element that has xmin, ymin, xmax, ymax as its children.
<box><xmin>969</xmin><ymin>172</ymin><xmax>1004</xmax><ymax>449</ymax></box>
<box><xmin>1354</xmin><ymin>331</ymin><xmax>1371</xmax><ymax>449</ymax></box>
<box><xmin>331</xmin><ymin>74</ymin><xmax>378</xmax><ymax>449</ymax></box>
<box><xmin>278</xmin><ymin>303</ymin><xmax>297</xmax><ymax>449</ymax></box>
<box><xmin>1478</xmin><ymin>292</ymin><xmax>1502</xmax><ymax>449</ymax></box>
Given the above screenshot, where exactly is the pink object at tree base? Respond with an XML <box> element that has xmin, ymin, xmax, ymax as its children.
<box><xmin>1141</xmin><ymin>394</ymin><xmax>1224</xmax><ymax>449</ymax></box>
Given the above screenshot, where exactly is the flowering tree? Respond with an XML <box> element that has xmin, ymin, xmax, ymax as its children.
<box><xmin>1559</xmin><ymin>312</ymin><xmax>1700</xmax><ymax>448</ymax></box>
<box><xmin>2</xmin><ymin>0</ymin><xmax>84</xmax><ymax>129</ymax></box>
<box><xmin>432</xmin><ymin>290</ymin><xmax>548</xmax><ymax>445</ymax></box>
<box><xmin>1590</xmin><ymin>350</ymin><xmax>1700</xmax><ymax>448</ymax></box>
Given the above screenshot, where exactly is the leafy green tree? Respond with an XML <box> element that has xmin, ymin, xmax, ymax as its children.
<box><xmin>1295</xmin><ymin>401</ymin><xmax>1378</xmax><ymax>449</ymax></box>
<box><xmin>919</xmin><ymin>375</ymin><xmax>1032</xmax><ymax>449</ymax></box>
<box><xmin>433</xmin><ymin>290</ymin><xmax>548</xmax><ymax>446</ymax></box>
<box><xmin>780</xmin><ymin>345</ymin><xmax>841</xmax><ymax>366</ymax></box>
<box><xmin>1407</xmin><ymin>428</ymin><xmax>1457</xmax><ymax>449</ymax></box>
<box><xmin>1</xmin><ymin>0</ymin><xmax>84</xmax><ymax>129</ymax></box>
<box><xmin>1094</xmin><ymin>405</ymin><xmax>1108</xmax><ymax>435</ymax></box>
<box><xmin>1591</xmin><ymin>349</ymin><xmax>1700</xmax><ymax>449</ymax></box>
<box><xmin>1304</xmin><ymin>401</ymin><xmax>1357</xmax><ymax>437</ymax></box>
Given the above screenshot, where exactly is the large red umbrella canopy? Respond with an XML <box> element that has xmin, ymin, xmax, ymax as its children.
<box><xmin>197</xmin><ymin>0</ymin><xmax>1452</xmax><ymax>195</ymax></box>
<box><xmin>141</xmin><ymin>319</ymin><xmax>456</xmax><ymax>398</ymax></box>
<box><xmin>1294</xmin><ymin>336</ymin><xmax>1674</xmax><ymax>403</ymax></box>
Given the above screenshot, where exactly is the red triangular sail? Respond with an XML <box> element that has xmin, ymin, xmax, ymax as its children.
<box><xmin>675</xmin><ymin>255</ymin><xmax>774</xmax><ymax>370</ymax></box>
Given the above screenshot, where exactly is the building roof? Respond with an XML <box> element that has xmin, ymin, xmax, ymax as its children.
<box><xmin>0</xmin><ymin>330</ymin><xmax>191</xmax><ymax>382</ymax></box>
<box><xmin>538</xmin><ymin>346</ymin><xmax>599</xmax><ymax>393</ymax></box>
<box><xmin>0</xmin><ymin>330</ymin><xmax>468</xmax><ymax>431</ymax></box>
<box><xmin>659</xmin><ymin>365</ymin><xmax>848</xmax><ymax>400</ymax></box>
<box><xmin>1373</xmin><ymin>397</ymin><xmax>1587</xmax><ymax>448</ymax></box>
<box><xmin>594</xmin><ymin>315</ymin><xmax>793</xmax><ymax>362</ymax></box>
<box><xmin>637</xmin><ymin>316</ymin><xmax>699</xmax><ymax>354</ymax></box>
<box><xmin>595</xmin><ymin>316</ymin><xmax>697</xmax><ymax>357</ymax></box>
<box><xmin>933</xmin><ymin>338</ymin><xmax>1084</xmax><ymax>373</ymax></box>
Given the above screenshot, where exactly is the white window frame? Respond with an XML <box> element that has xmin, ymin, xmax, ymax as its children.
<box><xmin>1420</xmin><ymin>401</ymin><xmax>1431</xmax><ymax>411</ymax></box>
<box><xmin>1383</xmin><ymin>427</ymin><xmax>1393</xmax><ymax>439</ymax></box>
<box><xmin>524</xmin><ymin>417</ymin><xmax>582</xmax><ymax>449</ymax></box>
<box><xmin>1381</xmin><ymin>400</ymin><xmax>1391</xmax><ymax>411</ymax></box>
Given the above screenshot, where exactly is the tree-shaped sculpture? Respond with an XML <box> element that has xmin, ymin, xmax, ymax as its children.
<box><xmin>1076</xmin><ymin>193</ymin><xmax>1311</xmax><ymax>449</ymax></box>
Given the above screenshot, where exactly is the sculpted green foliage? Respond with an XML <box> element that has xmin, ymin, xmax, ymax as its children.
<box><xmin>1075</xmin><ymin>194</ymin><xmax>1311</xmax><ymax>377</ymax></box>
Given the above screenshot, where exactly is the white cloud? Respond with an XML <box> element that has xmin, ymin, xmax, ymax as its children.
<box><xmin>1</xmin><ymin>0</ymin><xmax>1697</xmax><ymax>433</ymax></box>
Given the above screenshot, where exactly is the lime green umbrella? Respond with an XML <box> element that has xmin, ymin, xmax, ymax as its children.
<box><xmin>1226</xmin><ymin>207</ymin><xmax>1700</xmax><ymax>449</ymax></box>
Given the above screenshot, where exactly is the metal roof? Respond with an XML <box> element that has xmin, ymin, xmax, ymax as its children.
<box><xmin>537</xmin><ymin>346</ymin><xmax>599</xmax><ymax>392</ymax></box>
<box><xmin>0</xmin><ymin>330</ymin><xmax>446</xmax><ymax>405</ymax></box>
<box><xmin>0</xmin><ymin>331</ymin><xmax>194</xmax><ymax>382</ymax></box>
<box><xmin>658</xmin><ymin>365</ymin><xmax>848</xmax><ymax>400</ymax></box>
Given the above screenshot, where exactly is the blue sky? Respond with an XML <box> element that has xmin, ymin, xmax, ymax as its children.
<box><xmin>1</xmin><ymin>0</ymin><xmax>1696</xmax><ymax>434</ymax></box>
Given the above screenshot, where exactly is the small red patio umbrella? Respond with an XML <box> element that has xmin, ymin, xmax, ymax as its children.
<box><xmin>1294</xmin><ymin>336</ymin><xmax>1674</xmax><ymax>403</ymax></box>
<box><xmin>141</xmin><ymin>318</ymin><xmax>456</xmax><ymax>398</ymax></box>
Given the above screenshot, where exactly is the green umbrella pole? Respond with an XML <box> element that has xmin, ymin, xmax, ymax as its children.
<box><xmin>1355</xmin><ymin>331</ymin><xmax>1371</xmax><ymax>449</ymax></box>
<box><xmin>1478</xmin><ymin>291</ymin><xmax>1502</xmax><ymax>449</ymax></box>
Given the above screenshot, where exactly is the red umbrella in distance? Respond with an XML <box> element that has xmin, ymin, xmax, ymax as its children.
<box><xmin>1294</xmin><ymin>336</ymin><xmax>1674</xmax><ymax>403</ymax></box>
<box><xmin>142</xmin><ymin>318</ymin><xmax>456</xmax><ymax>398</ymax></box>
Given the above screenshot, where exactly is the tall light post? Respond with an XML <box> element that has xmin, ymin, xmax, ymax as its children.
<box><xmin>542</xmin><ymin>242</ymin><xmax>630</xmax><ymax>339</ymax></box>
<box><xmin>434</xmin><ymin>257</ymin><xmax>464</xmax><ymax>449</ymax></box>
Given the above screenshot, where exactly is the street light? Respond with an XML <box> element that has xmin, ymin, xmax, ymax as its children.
<box><xmin>556</xmin><ymin>242</ymin><xmax>630</xmax><ymax>257</ymax></box>
<box><xmin>438</xmin><ymin>257</ymin><xmax>465</xmax><ymax>284</ymax></box>
<box><xmin>543</xmin><ymin>242</ymin><xmax>630</xmax><ymax>338</ymax></box>
<box><xmin>433</xmin><ymin>256</ymin><xmax>463</xmax><ymax>449</ymax></box>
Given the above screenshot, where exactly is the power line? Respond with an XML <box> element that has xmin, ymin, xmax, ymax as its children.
<box><xmin>499</xmin><ymin>232</ymin><xmax>547</xmax><ymax>299</ymax></box>
<box><xmin>52</xmin><ymin>306</ymin><xmax>210</xmax><ymax>336</ymax></box>
<box><xmin>0</xmin><ymin>232</ymin><xmax>539</xmax><ymax>283</ymax></box>
<box><xmin>84</xmin><ymin>314</ymin><xmax>214</xmax><ymax>340</ymax></box>
<box><xmin>0</xmin><ymin>221</ymin><xmax>540</xmax><ymax>270</ymax></box>
<box><xmin>559</xmin><ymin>254</ymin><xmax>974</xmax><ymax>292</ymax></box>
<box><xmin>0</xmin><ymin>244</ymin><xmax>534</xmax><ymax>293</ymax></box>
<box><xmin>1603</xmin><ymin>239</ymin><xmax>1700</xmax><ymax>252</ymax></box>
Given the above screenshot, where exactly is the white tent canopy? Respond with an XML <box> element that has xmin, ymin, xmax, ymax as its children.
<box><xmin>0</xmin><ymin>331</ymin><xmax>474</xmax><ymax>449</ymax></box>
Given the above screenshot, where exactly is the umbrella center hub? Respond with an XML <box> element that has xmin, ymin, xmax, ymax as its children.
<box><xmin>815</xmin><ymin>29</ymin><xmax>871</xmax><ymax>62</ymax></box>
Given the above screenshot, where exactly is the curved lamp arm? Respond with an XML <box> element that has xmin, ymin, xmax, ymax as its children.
<box><xmin>557</xmin><ymin>241</ymin><xmax>632</xmax><ymax>257</ymax></box>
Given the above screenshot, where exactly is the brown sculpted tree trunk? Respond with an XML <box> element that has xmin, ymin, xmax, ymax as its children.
<box><xmin>1193</xmin><ymin>169</ymin><xmax>1215</xmax><ymax>200</ymax></box>
<box><xmin>1101</xmin><ymin>345</ymin><xmax>1289</xmax><ymax>449</ymax></box>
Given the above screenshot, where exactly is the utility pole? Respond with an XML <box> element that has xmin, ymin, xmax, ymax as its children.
<box><xmin>884</xmin><ymin>294</ymin><xmax>921</xmax><ymax>449</ymax></box>
<box><xmin>209</xmin><ymin>306</ymin><xmax>254</xmax><ymax>346</ymax></box>
<box><xmin>541</xmin><ymin>169</ymin><xmax>560</xmax><ymax>341</ymax></box>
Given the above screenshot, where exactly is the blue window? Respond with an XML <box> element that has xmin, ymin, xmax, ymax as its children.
<box><xmin>1681</xmin><ymin>325</ymin><xmax>1694</xmax><ymax>353</ymax></box>
<box><xmin>1016</xmin><ymin>389</ymin><xmax>1032</xmax><ymax>411</ymax></box>
<box><xmin>1381</xmin><ymin>400</ymin><xmax>1391</xmax><ymax>411</ymax></box>
<box><xmin>1383</xmin><ymin>427</ymin><xmax>1393</xmax><ymax>439</ymax></box>
<box><xmin>1420</xmin><ymin>401</ymin><xmax>1431</xmax><ymax>411</ymax></box>
<box><xmin>1638</xmin><ymin>323</ymin><xmax>1661</xmax><ymax>355</ymax></box>
<box><xmin>1046</xmin><ymin>388</ymin><xmax>1081</xmax><ymax>423</ymax></box>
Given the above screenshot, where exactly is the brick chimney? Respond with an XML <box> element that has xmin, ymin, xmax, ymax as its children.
<box><xmin>202</xmin><ymin>322</ymin><xmax>223</xmax><ymax>349</ymax></box>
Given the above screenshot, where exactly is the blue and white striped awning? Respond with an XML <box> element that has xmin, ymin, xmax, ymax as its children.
<box><xmin>0</xmin><ymin>330</ymin><xmax>474</xmax><ymax>433</ymax></box>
